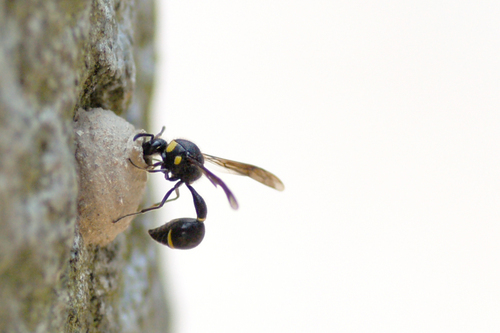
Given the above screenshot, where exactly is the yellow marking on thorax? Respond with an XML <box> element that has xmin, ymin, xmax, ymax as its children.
<box><xmin>166</xmin><ymin>141</ymin><xmax>178</xmax><ymax>153</ymax></box>
<box><xmin>197</xmin><ymin>217</ymin><xmax>206</xmax><ymax>222</ymax></box>
<box><xmin>167</xmin><ymin>230</ymin><xmax>175</xmax><ymax>248</ymax></box>
<box><xmin>174</xmin><ymin>156</ymin><xmax>182</xmax><ymax>165</ymax></box>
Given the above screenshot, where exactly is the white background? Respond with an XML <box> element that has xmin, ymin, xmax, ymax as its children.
<box><xmin>150</xmin><ymin>1</ymin><xmax>500</xmax><ymax>332</ymax></box>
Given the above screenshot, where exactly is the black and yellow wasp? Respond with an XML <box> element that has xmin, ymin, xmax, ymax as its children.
<box><xmin>114</xmin><ymin>127</ymin><xmax>284</xmax><ymax>249</ymax></box>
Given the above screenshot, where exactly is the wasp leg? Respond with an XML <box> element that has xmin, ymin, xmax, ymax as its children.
<box><xmin>144</xmin><ymin>168</ymin><xmax>169</xmax><ymax>174</ymax></box>
<box><xmin>186</xmin><ymin>184</ymin><xmax>207</xmax><ymax>222</ymax></box>
<box><xmin>151</xmin><ymin>188</ymin><xmax>180</xmax><ymax>206</ymax></box>
<box><xmin>128</xmin><ymin>158</ymin><xmax>164</xmax><ymax>171</ymax></box>
<box><xmin>113</xmin><ymin>181</ymin><xmax>183</xmax><ymax>223</ymax></box>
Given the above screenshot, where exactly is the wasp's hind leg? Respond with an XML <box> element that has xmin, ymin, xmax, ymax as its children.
<box><xmin>113</xmin><ymin>181</ymin><xmax>183</xmax><ymax>223</ymax></box>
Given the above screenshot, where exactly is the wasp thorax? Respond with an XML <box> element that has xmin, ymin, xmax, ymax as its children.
<box><xmin>162</xmin><ymin>139</ymin><xmax>204</xmax><ymax>183</ymax></box>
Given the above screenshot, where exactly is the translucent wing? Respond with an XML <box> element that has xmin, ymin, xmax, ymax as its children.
<box><xmin>203</xmin><ymin>154</ymin><xmax>285</xmax><ymax>191</ymax></box>
<box><xmin>187</xmin><ymin>157</ymin><xmax>239</xmax><ymax>210</ymax></box>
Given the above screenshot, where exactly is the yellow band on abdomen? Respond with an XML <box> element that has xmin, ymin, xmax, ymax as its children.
<box><xmin>167</xmin><ymin>230</ymin><xmax>175</xmax><ymax>248</ymax></box>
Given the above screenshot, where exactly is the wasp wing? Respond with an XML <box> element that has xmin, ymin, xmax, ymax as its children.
<box><xmin>203</xmin><ymin>154</ymin><xmax>285</xmax><ymax>191</ymax></box>
<box><xmin>187</xmin><ymin>157</ymin><xmax>239</xmax><ymax>210</ymax></box>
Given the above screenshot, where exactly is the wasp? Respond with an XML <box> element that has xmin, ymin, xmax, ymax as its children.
<box><xmin>114</xmin><ymin>127</ymin><xmax>284</xmax><ymax>249</ymax></box>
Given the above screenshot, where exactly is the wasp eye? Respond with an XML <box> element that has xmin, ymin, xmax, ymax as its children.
<box><xmin>148</xmin><ymin>218</ymin><xmax>205</xmax><ymax>249</ymax></box>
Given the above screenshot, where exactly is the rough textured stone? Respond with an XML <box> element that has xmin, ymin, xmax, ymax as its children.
<box><xmin>0</xmin><ymin>0</ymin><xmax>169</xmax><ymax>332</ymax></box>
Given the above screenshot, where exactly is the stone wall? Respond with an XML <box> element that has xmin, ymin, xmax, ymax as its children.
<box><xmin>0</xmin><ymin>0</ymin><xmax>169</xmax><ymax>332</ymax></box>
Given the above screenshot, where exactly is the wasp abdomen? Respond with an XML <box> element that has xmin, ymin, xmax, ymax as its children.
<box><xmin>148</xmin><ymin>218</ymin><xmax>205</xmax><ymax>249</ymax></box>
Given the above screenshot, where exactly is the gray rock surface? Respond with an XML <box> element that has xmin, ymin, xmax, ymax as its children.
<box><xmin>0</xmin><ymin>0</ymin><xmax>170</xmax><ymax>332</ymax></box>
